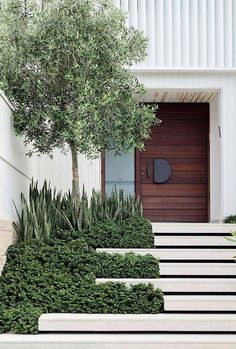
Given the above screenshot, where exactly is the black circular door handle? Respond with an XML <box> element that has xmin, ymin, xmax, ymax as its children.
<box><xmin>154</xmin><ymin>159</ymin><xmax>172</xmax><ymax>183</ymax></box>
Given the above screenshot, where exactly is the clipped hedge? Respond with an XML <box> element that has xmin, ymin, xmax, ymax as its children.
<box><xmin>224</xmin><ymin>215</ymin><xmax>236</xmax><ymax>224</ymax></box>
<box><xmin>0</xmin><ymin>239</ymin><xmax>163</xmax><ymax>334</ymax></box>
<box><xmin>83</xmin><ymin>216</ymin><xmax>154</xmax><ymax>248</ymax></box>
<box><xmin>96</xmin><ymin>252</ymin><xmax>159</xmax><ymax>278</ymax></box>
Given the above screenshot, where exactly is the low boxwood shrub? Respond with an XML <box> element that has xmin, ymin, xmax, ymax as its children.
<box><xmin>90</xmin><ymin>282</ymin><xmax>163</xmax><ymax>314</ymax></box>
<box><xmin>3</xmin><ymin>305</ymin><xmax>43</xmax><ymax>335</ymax></box>
<box><xmin>96</xmin><ymin>252</ymin><xmax>159</xmax><ymax>278</ymax></box>
<box><xmin>83</xmin><ymin>216</ymin><xmax>154</xmax><ymax>248</ymax></box>
<box><xmin>224</xmin><ymin>215</ymin><xmax>236</xmax><ymax>223</ymax></box>
<box><xmin>0</xmin><ymin>239</ymin><xmax>163</xmax><ymax>334</ymax></box>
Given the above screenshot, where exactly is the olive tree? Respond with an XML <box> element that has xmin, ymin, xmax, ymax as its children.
<box><xmin>0</xmin><ymin>0</ymin><xmax>158</xmax><ymax>202</ymax></box>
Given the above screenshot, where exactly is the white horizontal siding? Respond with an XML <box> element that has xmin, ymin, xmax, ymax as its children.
<box><xmin>114</xmin><ymin>0</ymin><xmax>236</xmax><ymax>69</ymax></box>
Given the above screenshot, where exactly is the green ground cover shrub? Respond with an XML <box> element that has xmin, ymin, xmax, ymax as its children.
<box><xmin>224</xmin><ymin>215</ymin><xmax>236</xmax><ymax>223</ymax></box>
<box><xmin>82</xmin><ymin>217</ymin><xmax>154</xmax><ymax>248</ymax></box>
<box><xmin>96</xmin><ymin>252</ymin><xmax>159</xmax><ymax>278</ymax></box>
<box><xmin>4</xmin><ymin>182</ymin><xmax>160</xmax><ymax>334</ymax></box>
<box><xmin>224</xmin><ymin>217</ymin><xmax>236</xmax><ymax>257</ymax></box>
<box><xmin>0</xmin><ymin>239</ymin><xmax>163</xmax><ymax>334</ymax></box>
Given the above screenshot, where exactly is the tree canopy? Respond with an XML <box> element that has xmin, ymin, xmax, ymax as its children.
<box><xmin>0</xmin><ymin>0</ymin><xmax>159</xmax><ymax>198</ymax></box>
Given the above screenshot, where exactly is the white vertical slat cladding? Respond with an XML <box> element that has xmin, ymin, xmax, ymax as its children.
<box><xmin>146</xmin><ymin>0</ymin><xmax>155</xmax><ymax>66</ymax></box>
<box><xmin>181</xmin><ymin>0</ymin><xmax>190</xmax><ymax>67</ymax></box>
<box><xmin>207</xmin><ymin>0</ymin><xmax>216</xmax><ymax>67</ymax></box>
<box><xmin>224</xmin><ymin>0</ymin><xmax>233</xmax><ymax>67</ymax></box>
<box><xmin>129</xmin><ymin>0</ymin><xmax>138</xmax><ymax>28</ymax></box>
<box><xmin>163</xmin><ymin>0</ymin><xmax>172</xmax><ymax>67</ymax></box>
<box><xmin>233</xmin><ymin>0</ymin><xmax>236</xmax><ymax>67</ymax></box>
<box><xmin>189</xmin><ymin>0</ymin><xmax>198</xmax><ymax>67</ymax></box>
<box><xmin>121</xmin><ymin>0</ymin><xmax>129</xmax><ymax>26</ymax></box>
<box><xmin>215</xmin><ymin>0</ymin><xmax>224</xmax><ymax>67</ymax></box>
<box><xmin>137</xmin><ymin>0</ymin><xmax>147</xmax><ymax>68</ymax></box>
<box><xmin>115</xmin><ymin>0</ymin><xmax>236</xmax><ymax>69</ymax></box>
<box><xmin>198</xmin><ymin>0</ymin><xmax>207</xmax><ymax>67</ymax></box>
<box><xmin>172</xmin><ymin>0</ymin><xmax>181</xmax><ymax>67</ymax></box>
<box><xmin>155</xmin><ymin>0</ymin><xmax>164</xmax><ymax>67</ymax></box>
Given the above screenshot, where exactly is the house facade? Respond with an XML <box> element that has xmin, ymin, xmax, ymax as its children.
<box><xmin>1</xmin><ymin>0</ymin><xmax>236</xmax><ymax>224</ymax></box>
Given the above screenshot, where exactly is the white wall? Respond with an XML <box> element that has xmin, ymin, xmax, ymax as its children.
<box><xmin>35</xmin><ymin>151</ymin><xmax>100</xmax><ymax>198</ymax></box>
<box><xmin>115</xmin><ymin>0</ymin><xmax>236</xmax><ymax>70</ymax></box>
<box><xmin>135</xmin><ymin>72</ymin><xmax>236</xmax><ymax>221</ymax></box>
<box><xmin>0</xmin><ymin>91</ymin><xmax>35</xmax><ymax>220</ymax></box>
<box><xmin>0</xmin><ymin>90</ymin><xmax>100</xmax><ymax>221</ymax></box>
<box><xmin>1</xmin><ymin>1</ymin><xmax>236</xmax><ymax>222</ymax></box>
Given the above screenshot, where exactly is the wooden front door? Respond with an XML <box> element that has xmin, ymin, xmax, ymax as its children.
<box><xmin>136</xmin><ymin>103</ymin><xmax>209</xmax><ymax>222</ymax></box>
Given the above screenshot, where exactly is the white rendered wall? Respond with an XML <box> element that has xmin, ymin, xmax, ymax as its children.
<box><xmin>0</xmin><ymin>92</ymin><xmax>35</xmax><ymax>220</ymax></box>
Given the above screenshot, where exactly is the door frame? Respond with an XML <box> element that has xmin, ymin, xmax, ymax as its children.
<box><xmin>135</xmin><ymin>102</ymin><xmax>210</xmax><ymax>222</ymax></box>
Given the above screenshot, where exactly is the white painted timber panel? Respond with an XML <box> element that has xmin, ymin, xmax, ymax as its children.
<box><xmin>1</xmin><ymin>334</ymin><xmax>236</xmax><ymax>349</ymax></box>
<box><xmin>164</xmin><ymin>295</ymin><xmax>236</xmax><ymax>311</ymax></box>
<box><xmin>160</xmin><ymin>263</ymin><xmax>236</xmax><ymax>276</ymax></box>
<box><xmin>39</xmin><ymin>313</ymin><xmax>236</xmax><ymax>332</ymax></box>
<box><xmin>96</xmin><ymin>248</ymin><xmax>236</xmax><ymax>260</ymax></box>
<box><xmin>96</xmin><ymin>278</ymin><xmax>236</xmax><ymax>293</ymax></box>
<box><xmin>114</xmin><ymin>0</ymin><xmax>236</xmax><ymax>69</ymax></box>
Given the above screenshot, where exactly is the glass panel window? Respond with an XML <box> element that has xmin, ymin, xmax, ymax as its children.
<box><xmin>105</xmin><ymin>150</ymin><xmax>135</xmax><ymax>195</ymax></box>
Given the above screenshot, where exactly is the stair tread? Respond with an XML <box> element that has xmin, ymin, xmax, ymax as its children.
<box><xmin>96</xmin><ymin>248</ymin><xmax>236</xmax><ymax>260</ymax></box>
<box><xmin>39</xmin><ymin>313</ymin><xmax>236</xmax><ymax>333</ymax></box>
<box><xmin>152</xmin><ymin>223</ymin><xmax>236</xmax><ymax>234</ymax></box>
<box><xmin>2</xmin><ymin>333</ymin><xmax>236</xmax><ymax>347</ymax></box>
<box><xmin>154</xmin><ymin>236</ymin><xmax>235</xmax><ymax>246</ymax></box>
<box><xmin>96</xmin><ymin>278</ymin><xmax>236</xmax><ymax>292</ymax></box>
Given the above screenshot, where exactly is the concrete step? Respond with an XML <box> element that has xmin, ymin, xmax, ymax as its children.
<box><xmin>1</xmin><ymin>333</ymin><xmax>236</xmax><ymax>349</ymax></box>
<box><xmin>96</xmin><ymin>248</ymin><xmax>236</xmax><ymax>260</ymax></box>
<box><xmin>0</xmin><ymin>231</ymin><xmax>15</xmax><ymax>255</ymax></box>
<box><xmin>164</xmin><ymin>295</ymin><xmax>236</xmax><ymax>311</ymax></box>
<box><xmin>96</xmin><ymin>278</ymin><xmax>236</xmax><ymax>293</ymax></box>
<box><xmin>39</xmin><ymin>313</ymin><xmax>236</xmax><ymax>332</ymax></box>
<box><xmin>154</xmin><ymin>236</ymin><xmax>235</xmax><ymax>246</ymax></box>
<box><xmin>152</xmin><ymin>222</ymin><xmax>236</xmax><ymax>234</ymax></box>
<box><xmin>0</xmin><ymin>256</ymin><xmax>6</xmax><ymax>275</ymax></box>
<box><xmin>0</xmin><ymin>219</ymin><xmax>13</xmax><ymax>231</ymax></box>
<box><xmin>160</xmin><ymin>262</ymin><xmax>236</xmax><ymax>275</ymax></box>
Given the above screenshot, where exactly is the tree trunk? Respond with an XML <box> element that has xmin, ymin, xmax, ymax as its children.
<box><xmin>70</xmin><ymin>146</ymin><xmax>80</xmax><ymax>206</ymax></box>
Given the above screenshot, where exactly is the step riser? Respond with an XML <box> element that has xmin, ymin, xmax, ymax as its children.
<box><xmin>1</xmin><ymin>334</ymin><xmax>236</xmax><ymax>349</ymax></box>
<box><xmin>160</xmin><ymin>263</ymin><xmax>236</xmax><ymax>275</ymax></box>
<box><xmin>39</xmin><ymin>314</ymin><xmax>236</xmax><ymax>332</ymax></box>
<box><xmin>96</xmin><ymin>278</ymin><xmax>236</xmax><ymax>293</ymax></box>
<box><xmin>96</xmin><ymin>248</ymin><xmax>236</xmax><ymax>260</ymax></box>
<box><xmin>152</xmin><ymin>223</ymin><xmax>236</xmax><ymax>234</ymax></box>
<box><xmin>164</xmin><ymin>296</ymin><xmax>236</xmax><ymax>311</ymax></box>
<box><xmin>154</xmin><ymin>236</ymin><xmax>235</xmax><ymax>246</ymax></box>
